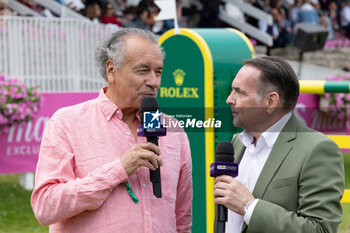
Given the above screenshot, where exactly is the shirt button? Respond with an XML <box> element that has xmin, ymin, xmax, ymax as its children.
<box><xmin>116</xmin><ymin>110</ymin><xmax>120</xmax><ymax>114</ymax></box>
<box><xmin>143</xmin><ymin>183</ymin><xmax>146</xmax><ymax>187</ymax></box>
<box><xmin>126</xmin><ymin>132</ymin><xmax>130</xmax><ymax>135</ymax></box>
<box><xmin>145</xmin><ymin>211</ymin><xmax>149</xmax><ymax>215</ymax></box>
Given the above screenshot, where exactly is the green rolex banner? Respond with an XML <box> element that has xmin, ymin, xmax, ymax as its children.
<box><xmin>157</xmin><ymin>28</ymin><xmax>254</xmax><ymax>233</ymax></box>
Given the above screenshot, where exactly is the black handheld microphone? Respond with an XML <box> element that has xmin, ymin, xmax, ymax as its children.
<box><xmin>210</xmin><ymin>141</ymin><xmax>238</xmax><ymax>233</ymax></box>
<box><xmin>137</xmin><ymin>96</ymin><xmax>166</xmax><ymax>198</ymax></box>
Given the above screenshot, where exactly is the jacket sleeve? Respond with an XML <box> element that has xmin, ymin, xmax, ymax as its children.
<box><xmin>247</xmin><ymin>139</ymin><xmax>344</xmax><ymax>233</ymax></box>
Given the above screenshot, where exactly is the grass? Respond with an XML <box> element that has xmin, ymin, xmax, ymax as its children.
<box><xmin>0</xmin><ymin>174</ymin><xmax>48</xmax><ymax>233</ymax></box>
<box><xmin>0</xmin><ymin>154</ymin><xmax>350</xmax><ymax>233</ymax></box>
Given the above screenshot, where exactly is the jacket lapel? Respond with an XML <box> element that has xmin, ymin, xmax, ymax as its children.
<box><xmin>252</xmin><ymin>114</ymin><xmax>299</xmax><ymax>198</ymax></box>
<box><xmin>232</xmin><ymin>134</ymin><xmax>246</xmax><ymax>164</ymax></box>
<box><xmin>241</xmin><ymin>114</ymin><xmax>300</xmax><ymax>233</ymax></box>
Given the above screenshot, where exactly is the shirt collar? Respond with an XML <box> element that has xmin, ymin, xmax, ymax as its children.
<box><xmin>98</xmin><ymin>87</ymin><xmax>121</xmax><ymax>121</ymax></box>
<box><xmin>97</xmin><ymin>87</ymin><xmax>141</xmax><ymax>122</ymax></box>
<box><xmin>239</xmin><ymin>112</ymin><xmax>292</xmax><ymax>148</ymax></box>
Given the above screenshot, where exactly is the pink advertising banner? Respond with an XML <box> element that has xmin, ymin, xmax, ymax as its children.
<box><xmin>0</xmin><ymin>92</ymin><xmax>98</xmax><ymax>174</ymax></box>
<box><xmin>294</xmin><ymin>94</ymin><xmax>349</xmax><ymax>134</ymax></box>
<box><xmin>0</xmin><ymin>93</ymin><xmax>348</xmax><ymax>174</ymax></box>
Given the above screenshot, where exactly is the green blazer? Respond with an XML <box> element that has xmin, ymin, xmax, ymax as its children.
<box><xmin>231</xmin><ymin>114</ymin><xmax>345</xmax><ymax>233</ymax></box>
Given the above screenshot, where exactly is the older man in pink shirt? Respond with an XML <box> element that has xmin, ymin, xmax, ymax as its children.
<box><xmin>31</xmin><ymin>28</ymin><xmax>193</xmax><ymax>233</ymax></box>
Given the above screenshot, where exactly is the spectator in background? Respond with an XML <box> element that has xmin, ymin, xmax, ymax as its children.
<box><xmin>260</xmin><ymin>8</ymin><xmax>293</xmax><ymax>48</ymax></box>
<box><xmin>198</xmin><ymin>0</ymin><xmax>221</xmax><ymax>27</ymax></box>
<box><xmin>289</xmin><ymin>0</ymin><xmax>303</xmax><ymax>26</ymax></box>
<box><xmin>297</xmin><ymin>0</ymin><xmax>320</xmax><ymax>23</ymax></box>
<box><xmin>329</xmin><ymin>1</ymin><xmax>340</xmax><ymax>31</ymax></box>
<box><xmin>126</xmin><ymin>0</ymin><xmax>140</xmax><ymax>6</ymax></box>
<box><xmin>271</xmin><ymin>0</ymin><xmax>287</xmax><ymax>18</ymax></box>
<box><xmin>0</xmin><ymin>0</ymin><xmax>14</xmax><ymax>16</ymax></box>
<box><xmin>100</xmin><ymin>1</ymin><xmax>122</xmax><ymax>26</ymax></box>
<box><xmin>246</xmin><ymin>0</ymin><xmax>271</xmax><ymax>28</ymax></box>
<box><xmin>138</xmin><ymin>1</ymin><xmax>159</xmax><ymax>31</ymax></box>
<box><xmin>121</xmin><ymin>6</ymin><xmax>138</xmax><ymax>27</ymax></box>
<box><xmin>180</xmin><ymin>0</ymin><xmax>191</xmax><ymax>27</ymax></box>
<box><xmin>181</xmin><ymin>0</ymin><xmax>202</xmax><ymax>28</ymax></box>
<box><xmin>121</xmin><ymin>6</ymin><xmax>150</xmax><ymax>29</ymax></box>
<box><xmin>84</xmin><ymin>2</ymin><xmax>102</xmax><ymax>24</ymax></box>
<box><xmin>340</xmin><ymin>0</ymin><xmax>350</xmax><ymax>37</ymax></box>
<box><xmin>138</xmin><ymin>0</ymin><xmax>155</xmax><ymax>9</ymax></box>
<box><xmin>319</xmin><ymin>0</ymin><xmax>333</xmax><ymax>11</ymax></box>
<box><xmin>111</xmin><ymin>0</ymin><xmax>127</xmax><ymax>17</ymax></box>
<box><xmin>320</xmin><ymin>9</ymin><xmax>335</xmax><ymax>39</ymax></box>
<box><xmin>134</xmin><ymin>6</ymin><xmax>150</xmax><ymax>29</ymax></box>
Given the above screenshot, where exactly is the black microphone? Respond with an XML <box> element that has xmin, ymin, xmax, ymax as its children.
<box><xmin>210</xmin><ymin>142</ymin><xmax>238</xmax><ymax>233</ymax></box>
<box><xmin>137</xmin><ymin>96</ymin><xmax>166</xmax><ymax>198</ymax></box>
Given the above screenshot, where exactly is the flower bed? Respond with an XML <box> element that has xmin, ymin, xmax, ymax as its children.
<box><xmin>320</xmin><ymin>74</ymin><xmax>350</xmax><ymax>120</ymax></box>
<box><xmin>0</xmin><ymin>74</ymin><xmax>41</xmax><ymax>134</ymax></box>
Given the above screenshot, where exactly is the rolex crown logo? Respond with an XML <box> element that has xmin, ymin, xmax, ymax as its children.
<box><xmin>173</xmin><ymin>69</ymin><xmax>185</xmax><ymax>86</ymax></box>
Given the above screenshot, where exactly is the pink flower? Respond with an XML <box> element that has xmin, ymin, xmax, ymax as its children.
<box><xmin>346</xmin><ymin>94</ymin><xmax>350</xmax><ymax>101</ymax></box>
<box><xmin>0</xmin><ymin>73</ymin><xmax>6</xmax><ymax>81</ymax></box>
<box><xmin>0</xmin><ymin>74</ymin><xmax>41</xmax><ymax>134</ymax></box>
<box><xmin>336</xmin><ymin>98</ymin><xmax>344</xmax><ymax>108</ymax></box>
<box><xmin>337</xmin><ymin>111</ymin><xmax>345</xmax><ymax>119</ymax></box>
<box><xmin>8</xmin><ymin>79</ymin><xmax>18</xmax><ymax>85</ymax></box>
<box><xmin>1</xmin><ymin>126</ymin><xmax>10</xmax><ymax>134</ymax></box>
<box><xmin>0</xmin><ymin>115</ymin><xmax>7</xmax><ymax>124</ymax></box>
<box><xmin>9</xmin><ymin>86</ymin><xmax>17</xmax><ymax>96</ymax></box>
<box><xmin>0</xmin><ymin>96</ymin><xmax>6</xmax><ymax>105</ymax></box>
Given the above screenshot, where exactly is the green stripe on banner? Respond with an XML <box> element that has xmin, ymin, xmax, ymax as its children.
<box><xmin>324</xmin><ymin>81</ymin><xmax>350</xmax><ymax>93</ymax></box>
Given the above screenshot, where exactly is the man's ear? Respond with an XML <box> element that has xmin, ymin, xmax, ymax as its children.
<box><xmin>266</xmin><ymin>92</ymin><xmax>280</xmax><ymax>114</ymax></box>
<box><xmin>106</xmin><ymin>60</ymin><xmax>115</xmax><ymax>83</ymax></box>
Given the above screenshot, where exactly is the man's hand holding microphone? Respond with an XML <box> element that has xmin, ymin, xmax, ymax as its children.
<box><xmin>120</xmin><ymin>143</ymin><xmax>163</xmax><ymax>176</ymax></box>
<box><xmin>211</xmin><ymin>142</ymin><xmax>255</xmax><ymax>233</ymax></box>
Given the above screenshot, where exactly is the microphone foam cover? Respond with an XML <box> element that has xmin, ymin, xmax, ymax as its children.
<box><xmin>140</xmin><ymin>97</ymin><xmax>159</xmax><ymax>122</ymax></box>
<box><xmin>140</xmin><ymin>96</ymin><xmax>159</xmax><ymax>112</ymax></box>
<box><xmin>215</xmin><ymin>142</ymin><xmax>234</xmax><ymax>162</ymax></box>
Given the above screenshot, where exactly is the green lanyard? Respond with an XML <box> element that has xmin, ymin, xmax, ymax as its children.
<box><xmin>125</xmin><ymin>182</ymin><xmax>139</xmax><ymax>203</ymax></box>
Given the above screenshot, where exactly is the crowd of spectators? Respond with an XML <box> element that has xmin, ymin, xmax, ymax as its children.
<box><xmin>79</xmin><ymin>0</ymin><xmax>204</xmax><ymax>34</ymax></box>
<box><xmin>238</xmin><ymin>0</ymin><xmax>350</xmax><ymax>48</ymax></box>
<box><xmin>0</xmin><ymin>0</ymin><xmax>16</xmax><ymax>16</ymax></box>
<box><xmin>1</xmin><ymin>0</ymin><xmax>350</xmax><ymax>47</ymax></box>
<box><xmin>0</xmin><ymin>0</ymin><xmax>204</xmax><ymax>35</ymax></box>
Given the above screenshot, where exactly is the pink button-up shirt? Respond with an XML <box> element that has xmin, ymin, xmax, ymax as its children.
<box><xmin>31</xmin><ymin>88</ymin><xmax>193</xmax><ymax>233</ymax></box>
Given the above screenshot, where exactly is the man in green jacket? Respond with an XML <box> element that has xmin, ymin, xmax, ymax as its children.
<box><xmin>214</xmin><ymin>56</ymin><xmax>345</xmax><ymax>233</ymax></box>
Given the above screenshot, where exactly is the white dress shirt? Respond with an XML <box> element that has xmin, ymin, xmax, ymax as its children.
<box><xmin>226</xmin><ymin>112</ymin><xmax>292</xmax><ymax>233</ymax></box>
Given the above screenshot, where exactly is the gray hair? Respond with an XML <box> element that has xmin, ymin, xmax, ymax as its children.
<box><xmin>95</xmin><ymin>28</ymin><xmax>160</xmax><ymax>81</ymax></box>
